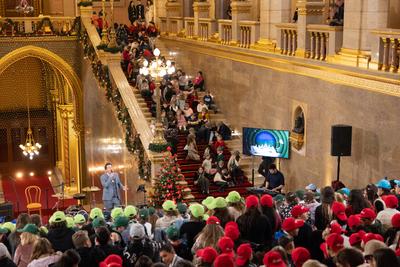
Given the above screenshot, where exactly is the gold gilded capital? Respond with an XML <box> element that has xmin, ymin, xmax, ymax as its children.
<box><xmin>72</xmin><ymin>120</ymin><xmax>85</xmax><ymax>137</ymax></box>
<box><xmin>58</xmin><ymin>104</ymin><xmax>74</xmax><ymax>119</ymax></box>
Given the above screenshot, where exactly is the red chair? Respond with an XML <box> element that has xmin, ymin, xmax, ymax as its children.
<box><xmin>25</xmin><ymin>186</ymin><xmax>42</xmax><ymax>216</ymax></box>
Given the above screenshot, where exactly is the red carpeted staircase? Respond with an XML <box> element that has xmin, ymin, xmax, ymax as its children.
<box><xmin>175</xmin><ymin>133</ymin><xmax>252</xmax><ymax>201</ymax></box>
<box><xmin>129</xmin><ymin>81</ymin><xmax>252</xmax><ymax>202</ymax></box>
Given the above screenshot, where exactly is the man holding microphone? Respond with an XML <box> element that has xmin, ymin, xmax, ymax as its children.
<box><xmin>100</xmin><ymin>162</ymin><xmax>127</xmax><ymax>210</ymax></box>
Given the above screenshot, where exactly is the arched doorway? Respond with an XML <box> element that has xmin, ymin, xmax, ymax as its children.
<box><xmin>0</xmin><ymin>46</ymin><xmax>86</xmax><ymax>194</ymax></box>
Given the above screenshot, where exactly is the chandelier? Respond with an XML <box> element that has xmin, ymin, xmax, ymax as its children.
<box><xmin>15</xmin><ymin>0</ymin><xmax>34</xmax><ymax>14</ymax></box>
<box><xmin>19</xmin><ymin>87</ymin><xmax>41</xmax><ymax>160</ymax></box>
<box><xmin>139</xmin><ymin>48</ymin><xmax>176</xmax><ymax>78</ymax></box>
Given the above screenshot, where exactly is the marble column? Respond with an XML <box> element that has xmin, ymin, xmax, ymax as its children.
<box><xmin>166</xmin><ymin>0</ymin><xmax>183</xmax><ymax>33</ymax></box>
<box><xmin>231</xmin><ymin>0</ymin><xmax>252</xmax><ymax>45</ymax></box>
<box><xmin>193</xmin><ymin>1</ymin><xmax>211</xmax><ymax>38</ymax></box>
<box><xmin>255</xmin><ymin>0</ymin><xmax>291</xmax><ymax>51</ymax></box>
<box><xmin>295</xmin><ymin>0</ymin><xmax>325</xmax><ymax>57</ymax></box>
<box><xmin>337</xmin><ymin>0</ymin><xmax>390</xmax><ymax>67</ymax></box>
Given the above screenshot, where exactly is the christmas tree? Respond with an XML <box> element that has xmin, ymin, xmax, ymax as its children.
<box><xmin>150</xmin><ymin>149</ymin><xmax>186</xmax><ymax>207</ymax></box>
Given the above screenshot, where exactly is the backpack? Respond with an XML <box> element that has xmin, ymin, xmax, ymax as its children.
<box><xmin>124</xmin><ymin>238</ymin><xmax>164</xmax><ymax>266</ymax></box>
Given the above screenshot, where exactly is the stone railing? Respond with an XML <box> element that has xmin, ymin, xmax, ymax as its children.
<box><xmin>0</xmin><ymin>16</ymin><xmax>79</xmax><ymax>37</ymax></box>
<box><xmin>306</xmin><ymin>25</ymin><xmax>343</xmax><ymax>61</ymax></box>
<box><xmin>159</xmin><ymin>17</ymin><xmax>167</xmax><ymax>34</ymax></box>
<box><xmin>276</xmin><ymin>23</ymin><xmax>298</xmax><ymax>56</ymax></box>
<box><xmin>218</xmin><ymin>19</ymin><xmax>233</xmax><ymax>45</ymax></box>
<box><xmin>238</xmin><ymin>21</ymin><xmax>260</xmax><ymax>49</ymax></box>
<box><xmin>371</xmin><ymin>29</ymin><xmax>400</xmax><ymax>73</ymax></box>
<box><xmin>168</xmin><ymin>17</ymin><xmax>183</xmax><ymax>35</ymax></box>
<box><xmin>80</xmin><ymin>13</ymin><xmax>158</xmax><ymax>168</ymax></box>
<box><xmin>198</xmin><ymin>18</ymin><xmax>216</xmax><ymax>42</ymax></box>
<box><xmin>184</xmin><ymin>17</ymin><xmax>195</xmax><ymax>38</ymax></box>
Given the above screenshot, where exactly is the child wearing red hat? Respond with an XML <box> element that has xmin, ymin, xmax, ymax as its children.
<box><xmin>384</xmin><ymin>213</ymin><xmax>400</xmax><ymax>247</ymax></box>
<box><xmin>260</xmin><ymin>194</ymin><xmax>281</xmax><ymax>233</ymax></box>
<box><xmin>236</xmin><ymin>243</ymin><xmax>256</xmax><ymax>267</ymax></box>
<box><xmin>281</xmin><ymin>217</ymin><xmax>304</xmax><ymax>238</ymax></box>
<box><xmin>263</xmin><ymin>250</ymin><xmax>287</xmax><ymax>267</ymax></box>
<box><xmin>214</xmin><ymin>253</ymin><xmax>235</xmax><ymax>267</ymax></box>
<box><xmin>291</xmin><ymin>247</ymin><xmax>310</xmax><ymax>267</ymax></box>
<box><xmin>289</xmin><ymin>206</ymin><xmax>314</xmax><ymax>253</ymax></box>
<box><xmin>349</xmin><ymin>231</ymin><xmax>365</xmax><ymax>250</ymax></box>
<box><xmin>217</xmin><ymin>236</ymin><xmax>235</xmax><ymax>257</ymax></box>
<box><xmin>291</xmin><ymin>205</ymin><xmax>309</xmax><ymax>221</ymax></box>
<box><xmin>376</xmin><ymin>195</ymin><xmax>400</xmax><ymax>231</ymax></box>
<box><xmin>192</xmin><ymin>216</ymin><xmax>225</xmax><ymax>252</ymax></box>
<box><xmin>332</xmin><ymin>202</ymin><xmax>348</xmax><ymax>222</ymax></box>
<box><xmin>237</xmin><ymin>196</ymin><xmax>274</xmax><ymax>252</ymax></box>
<box><xmin>320</xmin><ymin>233</ymin><xmax>345</xmax><ymax>266</ymax></box>
<box><xmin>347</xmin><ymin>215</ymin><xmax>362</xmax><ymax>233</ymax></box>
<box><xmin>359</xmin><ymin>208</ymin><xmax>384</xmax><ymax>235</ymax></box>
<box><xmin>196</xmin><ymin>247</ymin><xmax>218</xmax><ymax>267</ymax></box>
<box><xmin>99</xmin><ymin>254</ymin><xmax>123</xmax><ymax>267</ymax></box>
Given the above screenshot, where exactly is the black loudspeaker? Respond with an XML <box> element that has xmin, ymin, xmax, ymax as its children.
<box><xmin>331</xmin><ymin>125</ymin><xmax>352</xmax><ymax>156</ymax></box>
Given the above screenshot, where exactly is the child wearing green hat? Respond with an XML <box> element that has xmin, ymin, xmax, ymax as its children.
<box><xmin>14</xmin><ymin>224</ymin><xmax>39</xmax><ymax>267</ymax></box>
<box><xmin>110</xmin><ymin>216</ymin><xmax>129</xmax><ymax>247</ymax></box>
<box><xmin>226</xmin><ymin>191</ymin><xmax>245</xmax><ymax>221</ymax></box>
<box><xmin>210</xmin><ymin>197</ymin><xmax>233</xmax><ymax>227</ymax></box>
<box><xmin>179</xmin><ymin>203</ymin><xmax>206</xmax><ymax>257</ymax></box>
<box><xmin>73</xmin><ymin>214</ymin><xmax>87</xmax><ymax>230</ymax></box>
<box><xmin>166</xmin><ymin>225</ymin><xmax>191</xmax><ymax>260</ymax></box>
<box><xmin>124</xmin><ymin>205</ymin><xmax>138</xmax><ymax>222</ymax></box>
<box><xmin>202</xmin><ymin>196</ymin><xmax>215</xmax><ymax>215</ymax></box>
<box><xmin>47</xmin><ymin>211</ymin><xmax>75</xmax><ymax>252</ymax></box>
<box><xmin>156</xmin><ymin>200</ymin><xmax>181</xmax><ymax>230</ymax></box>
<box><xmin>138</xmin><ymin>208</ymin><xmax>153</xmax><ymax>239</ymax></box>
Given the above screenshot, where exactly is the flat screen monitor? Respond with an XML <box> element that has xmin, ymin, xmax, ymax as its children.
<box><xmin>242</xmin><ymin>127</ymin><xmax>290</xmax><ymax>158</ymax></box>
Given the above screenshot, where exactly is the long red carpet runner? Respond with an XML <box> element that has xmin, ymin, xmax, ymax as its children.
<box><xmin>132</xmin><ymin>84</ymin><xmax>252</xmax><ymax>201</ymax></box>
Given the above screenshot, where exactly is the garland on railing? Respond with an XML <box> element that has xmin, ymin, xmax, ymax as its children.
<box><xmin>148</xmin><ymin>143</ymin><xmax>171</xmax><ymax>153</ymax></box>
<box><xmin>97</xmin><ymin>44</ymin><xmax>122</xmax><ymax>54</ymax></box>
<box><xmin>77</xmin><ymin>1</ymin><xmax>93</xmax><ymax>7</ymax></box>
<box><xmin>0</xmin><ymin>17</ymin><xmax>80</xmax><ymax>36</ymax></box>
<box><xmin>81</xmin><ymin>24</ymin><xmax>151</xmax><ymax>180</ymax></box>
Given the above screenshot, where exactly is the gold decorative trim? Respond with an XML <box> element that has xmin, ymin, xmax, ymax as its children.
<box><xmin>297</xmin><ymin>8</ymin><xmax>324</xmax><ymax>16</ymax></box>
<box><xmin>0</xmin><ymin>36</ymin><xmax>79</xmax><ymax>42</ymax></box>
<box><xmin>193</xmin><ymin>2</ymin><xmax>210</xmax><ymax>12</ymax></box>
<box><xmin>0</xmin><ymin>45</ymin><xmax>84</xmax><ymax>130</ymax></box>
<box><xmin>160</xmin><ymin>37</ymin><xmax>400</xmax><ymax>97</ymax></box>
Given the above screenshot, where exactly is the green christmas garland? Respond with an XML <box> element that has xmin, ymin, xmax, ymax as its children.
<box><xmin>77</xmin><ymin>1</ymin><xmax>93</xmax><ymax>7</ymax></box>
<box><xmin>148</xmin><ymin>143</ymin><xmax>171</xmax><ymax>153</ymax></box>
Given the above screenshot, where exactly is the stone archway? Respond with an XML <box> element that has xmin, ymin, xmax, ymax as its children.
<box><xmin>0</xmin><ymin>45</ymin><xmax>86</xmax><ymax>191</ymax></box>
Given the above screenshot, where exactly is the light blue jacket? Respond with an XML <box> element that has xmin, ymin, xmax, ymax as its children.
<box><xmin>100</xmin><ymin>172</ymin><xmax>124</xmax><ymax>201</ymax></box>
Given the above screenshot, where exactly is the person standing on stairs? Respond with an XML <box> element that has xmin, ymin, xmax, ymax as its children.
<box><xmin>185</xmin><ymin>134</ymin><xmax>200</xmax><ymax>161</ymax></box>
<box><xmin>194</xmin><ymin>167</ymin><xmax>210</xmax><ymax>195</ymax></box>
<box><xmin>228</xmin><ymin>151</ymin><xmax>244</xmax><ymax>185</ymax></box>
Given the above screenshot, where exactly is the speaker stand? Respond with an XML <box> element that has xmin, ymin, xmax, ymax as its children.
<box><xmin>336</xmin><ymin>156</ymin><xmax>341</xmax><ymax>182</ymax></box>
<box><xmin>251</xmin><ymin>155</ymin><xmax>255</xmax><ymax>186</ymax></box>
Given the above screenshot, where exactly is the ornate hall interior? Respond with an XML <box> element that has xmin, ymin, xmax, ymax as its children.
<box><xmin>0</xmin><ymin>0</ymin><xmax>399</xmax><ymax>252</ymax></box>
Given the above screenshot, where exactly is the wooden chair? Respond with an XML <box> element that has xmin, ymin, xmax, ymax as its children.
<box><xmin>25</xmin><ymin>186</ymin><xmax>42</xmax><ymax>216</ymax></box>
